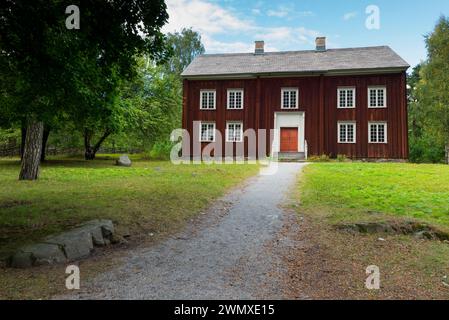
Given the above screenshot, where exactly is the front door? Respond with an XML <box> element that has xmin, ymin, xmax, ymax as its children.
<box><xmin>280</xmin><ymin>128</ymin><xmax>298</xmax><ymax>152</ymax></box>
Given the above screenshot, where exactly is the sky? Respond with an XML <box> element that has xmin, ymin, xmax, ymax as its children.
<box><xmin>162</xmin><ymin>0</ymin><xmax>449</xmax><ymax>69</ymax></box>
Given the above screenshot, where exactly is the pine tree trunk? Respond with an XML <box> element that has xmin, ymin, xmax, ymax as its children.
<box><xmin>19</xmin><ymin>120</ymin><xmax>44</xmax><ymax>180</ymax></box>
<box><xmin>40</xmin><ymin>127</ymin><xmax>50</xmax><ymax>162</ymax></box>
<box><xmin>20</xmin><ymin>125</ymin><xmax>27</xmax><ymax>160</ymax></box>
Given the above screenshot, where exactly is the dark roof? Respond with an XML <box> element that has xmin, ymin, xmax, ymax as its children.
<box><xmin>181</xmin><ymin>46</ymin><xmax>409</xmax><ymax>78</ymax></box>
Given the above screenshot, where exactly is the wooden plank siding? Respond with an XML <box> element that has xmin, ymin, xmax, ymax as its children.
<box><xmin>183</xmin><ymin>72</ymin><xmax>408</xmax><ymax>159</ymax></box>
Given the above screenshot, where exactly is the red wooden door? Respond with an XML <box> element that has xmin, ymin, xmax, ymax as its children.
<box><xmin>280</xmin><ymin>128</ymin><xmax>298</xmax><ymax>152</ymax></box>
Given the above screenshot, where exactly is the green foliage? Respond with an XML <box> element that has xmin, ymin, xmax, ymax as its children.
<box><xmin>308</xmin><ymin>154</ymin><xmax>331</xmax><ymax>162</ymax></box>
<box><xmin>409</xmin><ymin>16</ymin><xmax>449</xmax><ymax>163</ymax></box>
<box><xmin>336</xmin><ymin>154</ymin><xmax>349</xmax><ymax>162</ymax></box>
<box><xmin>147</xmin><ymin>141</ymin><xmax>175</xmax><ymax>160</ymax></box>
<box><xmin>163</xmin><ymin>28</ymin><xmax>205</xmax><ymax>76</ymax></box>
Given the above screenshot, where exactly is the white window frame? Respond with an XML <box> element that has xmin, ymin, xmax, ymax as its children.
<box><xmin>281</xmin><ymin>88</ymin><xmax>299</xmax><ymax>110</ymax></box>
<box><xmin>368</xmin><ymin>122</ymin><xmax>388</xmax><ymax>144</ymax></box>
<box><xmin>337</xmin><ymin>121</ymin><xmax>357</xmax><ymax>144</ymax></box>
<box><xmin>226</xmin><ymin>122</ymin><xmax>243</xmax><ymax>143</ymax></box>
<box><xmin>368</xmin><ymin>86</ymin><xmax>387</xmax><ymax>108</ymax></box>
<box><xmin>199</xmin><ymin>122</ymin><xmax>216</xmax><ymax>142</ymax></box>
<box><xmin>337</xmin><ymin>87</ymin><xmax>356</xmax><ymax>109</ymax></box>
<box><xmin>200</xmin><ymin>90</ymin><xmax>216</xmax><ymax>110</ymax></box>
<box><xmin>227</xmin><ymin>89</ymin><xmax>244</xmax><ymax>110</ymax></box>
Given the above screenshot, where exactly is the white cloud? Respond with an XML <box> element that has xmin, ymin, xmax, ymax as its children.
<box><xmin>163</xmin><ymin>0</ymin><xmax>254</xmax><ymax>34</ymax></box>
<box><xmin>164</xmin><ymin>0</ymin><xmax>321</xmax><ymax>54</ymax></box>
<box><xmin>267</xmin><ymin>6</ymin><xmax>289</xmax><ymax>18</ymax></box>
<box><xmin>251</xmin><ymin>8</ymin><xmax>261</xmax><ymax>16</ymax></box>
<box><xmin>343</xmin><ymin>12</ymin><xmax>358</xmax><ymax>21</ymax></box>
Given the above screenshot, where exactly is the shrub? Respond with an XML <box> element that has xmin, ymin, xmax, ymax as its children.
<box><xmin>148</xmin><ymin>141</ymin><xmax>175</xmax><ymax>160</ymax></box>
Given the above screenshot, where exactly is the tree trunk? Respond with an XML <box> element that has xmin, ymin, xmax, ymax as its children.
<box><xmin>40</xmin><ymin>127</ymin><xmax>51</xmax><ymax>162</ymax></box>
<box><xmin>84</xmin><ymin>129</ymin><xmax>112</xmax><ymax>160</ymax></box>
<box><xmin>20</xmin><ymin>125</ymin><xmax>27</xmax><ymax>160</ymax></box>
<box><xmin>19</xmin><ymin>120</ymin><xmax>44</xmax><ymax>181</ymax></box>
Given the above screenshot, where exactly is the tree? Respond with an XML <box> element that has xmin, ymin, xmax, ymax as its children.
<box><xmin>415</xmin><ymin>16</ymin><xmax>449</xmax><ymax>164</ymax></box>
<box><xmin>0</xmin><ymin>0</ymin><xmax>170</xmax><ymax>179</ymax></box>
<box><xmin>164</xmin><ymin>28</ymin><xmax>205</xmax><ymax>76</ymax></box>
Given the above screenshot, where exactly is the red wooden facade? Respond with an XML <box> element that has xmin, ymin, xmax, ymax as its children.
<box><xmin>182</xmin><ymin>72</ymin><xmax>408</xmax><ymax>159</ymax></box>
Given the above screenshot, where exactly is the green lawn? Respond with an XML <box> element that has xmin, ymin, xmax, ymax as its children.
<box><xmin>299</xmin><ymin>163</ymin><xmax>449</xmax><ymax>228</ymax></box>
<box><xmin>0</xmin><ymin>155</ymin><xmax>259</xmax><ymax>258</ymax></box>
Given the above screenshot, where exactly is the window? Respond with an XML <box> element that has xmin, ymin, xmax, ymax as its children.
<box><xmin>369</xmin><ymin>122</ymin><xmax>387</xmax><ymax>143</ymax></box>
<box><xmin>338</xmin><ymin>122</ymin><xmax>356</xmax><ymax>143</ymax></box>
<box><xmin>338</xmin><ymin>87</ymin><xmax>356</xmax><ymax>108</ymax></box>
<box><xmin>281</xmin><ymin>88</ymin><xmax>299</xmax><ymax>109</ymax></box>
<box><xmin>200</xmin><ymin>122</ymin><xmax>215</xmax><ymax>142</ymax></box>
<box><xmin>368</xmin><ymin>87</ymin><xmax>387</xmax><ymax>108</ymax></box>
<box><xmin>200</xmin><ymin>90</ymin><xmax>216</xmax><ymax>110</ymax></box>
<box><xmin>226</xmin><ymin>122</ymin><xmax>243</xmax><ymax>142</ymax></box>
<box><xmin>227</xmin><ymin>89</ymin><xmax>244</xmax><ymax>109</ymax></box>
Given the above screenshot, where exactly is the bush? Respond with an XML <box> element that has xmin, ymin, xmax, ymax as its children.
<box><xmin>148</xmin><ymin>141</ymin><xmax>175</xmax><ymax>160</ymax></box>
<box><xmin>308</xmin><ymin>154</ymin><xmax>331</xmax><ymax>162</ymax></box>
<box><xmin>337</xmin><ymin>154</ymin><xmax>349</xmax><ymax>162</ymax></box>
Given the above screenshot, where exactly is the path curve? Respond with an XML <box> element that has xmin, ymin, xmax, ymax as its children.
<box><xmin>61</xmin><ymin>162</ymin><xmax>306</xmax><ymax>299</ymax></box>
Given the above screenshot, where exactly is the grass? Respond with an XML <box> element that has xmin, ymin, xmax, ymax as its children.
<box><xmin>0</xmin><ymin>154</ymin><xmax>260</xmax><ymax>258</ymax></box>
<box><xmin>291</xmin><ymin>162</ymin><xmax>449</xmax><ymax>299</ymax></box>
<box><xmin>300</xmin><ymin>162</ymin><xmax>449</xmax><ymax>228</ymax></box>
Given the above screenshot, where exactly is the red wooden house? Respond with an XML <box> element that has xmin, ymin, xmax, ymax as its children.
<box><xmin>181</xmin><ymin>37</ymin><xmax>409</xmax><ymax>160</ymax></box>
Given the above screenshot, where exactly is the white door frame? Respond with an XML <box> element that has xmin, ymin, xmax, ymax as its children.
<box><xmin>272</xmin><ymin>112</ymin><xmax>305</xmax><ymax>155</ymax></box>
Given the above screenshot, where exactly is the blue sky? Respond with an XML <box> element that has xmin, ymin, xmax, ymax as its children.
<box><xmin>163</xmin><ymin>0</ymin><xmax>449</xmax><ymax>69</ymax></box>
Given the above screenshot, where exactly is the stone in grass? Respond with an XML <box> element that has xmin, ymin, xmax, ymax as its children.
<box><xmin>76</xmin><ymin>219</ymin><xmax>115</xmax><ymax>246</ymax></box>
<box><xmin>116</xmin><ymin>155</ymin><xmax>132</xmax><ymax>167</ymax></box>
<box><xmin>10</xmin><ymin>243</ymin><xmax>67</xmax><ymax>268</ymax></box>
<box><xmin>45</xmin><ymin>229</ymin><xmax>94</xmax><ymax>261</ymax></box>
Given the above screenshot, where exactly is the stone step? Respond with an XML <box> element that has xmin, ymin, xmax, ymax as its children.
<box><xmin>275</xmin><ymin>152</ymin><xmax>306</xmax><ymax>161</ymax></box>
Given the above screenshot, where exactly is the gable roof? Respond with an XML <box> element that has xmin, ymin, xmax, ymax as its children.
<box><xmin>181</xmin><ymin>46</ymin><xmax>409</xmax><ymax>79</ymax></box>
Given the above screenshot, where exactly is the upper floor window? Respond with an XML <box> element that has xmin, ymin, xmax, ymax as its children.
<box><xmin>338</xmin><ymin>87</ymin><xmax>356</xmax><ymax>108</ymax></box>
<box><xmin>227</xmin><ymin>89</ymin><xmax>244</xmax><ymax>109</ymax></box>
<box><xmin>200</xmin><ymin>90</ymin><xmax>216</xmax><ymax>110</ymax></box>
<box><xmin>338</xmin><ymin>122</ymin><xmax>356</xmax><ymax>143</ymax></box>
<box><xmin>226</xmin><ymin>122</ymin><xmax>243</xmax><ymax>142</ymax></box>
<box><xmin>200</xmin><ymin>122</ymin><xmax>216</xmax><ymax>142</ymax></box>
<box><xmin>368</xmin><ymin>87</ymin><xmax>386</xmax><ymax>108</ymax></box>
<box><xmin>281</xmin><ymin>88</ymin><xmax>299</xmax><ymax>109</ymax></box>
<box><xmin>369</xmin><ymin>122</ymin><xmax>387</xmax><ymax>143</ymax></box>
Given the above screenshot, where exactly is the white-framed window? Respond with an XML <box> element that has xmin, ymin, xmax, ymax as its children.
<box><xmin>200</xmin><ymin>90</ymin><xmax>216</xmax><ymax>110</ymax></box>
<box><xmin>199</xmin><ymin>122</ymin><xmax>216</xmax><ymax>142</ymax></box>
<box><xmin>227</xmin><ymin>89</ymin><xmax>244</xmax><ymax>109</ymax></box>
<box><xmin>368</xmin><ymin>87</ymin><xmax>387</xmax><ymax>108</ymax></box>
<box><xmin>368</xmin><ymin>122</ymin><xmax>387</xmax><ymax>143</ymax></box>
<box><xmin>226</xmin><ymin>122</ymin><xmax>243</xmax><ymax>142</ymax></box>
<box><xmin>337</xmin><ymin>87</ymin><xmax>356</xmax><ymax>108</ymax></box>
<box><xmin>281</xmin><ymin>88</ymin><xmax>299</xmax><ymax>109</ymax></box>
<box><xmin>338</xmin><ymin>122</ymin><xmax>356</xmax><ymax>144</ymax></box>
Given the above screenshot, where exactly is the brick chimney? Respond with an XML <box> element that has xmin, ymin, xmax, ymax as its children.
<box><xmin>254</xmin><ymin>40</ymin><xmax>265</xmax><ymax>54</ymax></box>
<box><xmin>315</xmin><ymin>37</ymin><xmax>326</xmax><ymax>52</ymax></box>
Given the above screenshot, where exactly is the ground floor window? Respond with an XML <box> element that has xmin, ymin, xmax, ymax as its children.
<box><xmin>338</xmin><ymin>122</ymin><xmax>356</xmax><ymax>143</ymax></box>
<box><xmin>200</xmin><ymin>122</ymin><xmax>215</xmax><ymax>142</ymax></box>
<box><xmin>369</xmin><ymin>122</ymin><xmax>387</xmax><ymax>143</ymax></box>
<box><xmin>226</xmin><ymin>122</ymin><xmax>243</xmax><ymax>142</ymax></box>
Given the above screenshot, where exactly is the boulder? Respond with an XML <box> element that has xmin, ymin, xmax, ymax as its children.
<box><xmin>8</xmin><ymin>219</ymin><xmax>115</xmax><ymax>268</ymax></box>
<box><xmin>10</xmin><ymin>243</ymin><xmax>66</xmax><ymax>268</ymax></box>
<box><xmin>116</xmin><ymin>155</ymin><xmax>131</xmax><ymax>167</ymax></box>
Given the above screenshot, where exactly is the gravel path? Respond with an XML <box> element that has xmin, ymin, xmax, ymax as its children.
<box><xmin>61</xmin><ymin>162</ymin><xmax>306</xmax><ymax>300</ymax></box>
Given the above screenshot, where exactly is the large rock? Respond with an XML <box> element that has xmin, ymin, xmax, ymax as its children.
<box><xmin>116</xmin><ymin>155</ymin><xmax>131</xmax><ymax>167</ymax></box>
<box><xmin>9</xmin><ymin>219</ymin><xmax>115</xmax><ymax>268</ymax></box>
<box><xmin>10</xmin><ymin>243</ymin><xmax>67</xmax><ymax>268</ymax></box>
